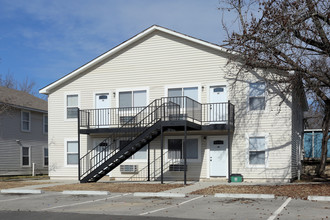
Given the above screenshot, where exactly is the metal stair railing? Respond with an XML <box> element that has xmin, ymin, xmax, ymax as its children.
<box><xmin>79</xmin><ymin>96</ymin><xmax>202</xmax><ymax>182</ymax></box>
<box><xmin>128</xmin><ymin>150</ymin><xmax>183</xmax><ymax>181</ymax></box>
<box><xmin>79</xmin><ymin>98</ymin><xmax>164</xmax><ymax>181</ymax></box>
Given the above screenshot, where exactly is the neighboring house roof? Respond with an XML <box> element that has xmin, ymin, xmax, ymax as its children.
<box><xmin>0</xmin><ymin>86</ymin><xmax>47</xmax><ymax>113</ymax></box>
<box><xmin>39</xmin><ymin>25</ymin><xmax>229</xmax><ymax>94</ymax></box>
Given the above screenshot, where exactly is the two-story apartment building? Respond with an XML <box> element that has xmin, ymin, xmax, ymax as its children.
<box><xmin>0</xmin><ymin>86</ymin><xmax>48</xmax><ymax>176</ymax></box>
<box><xmin>40</xmin><ymin>25</ymin><xmax>306</xmax><ymax>183</ymax></box>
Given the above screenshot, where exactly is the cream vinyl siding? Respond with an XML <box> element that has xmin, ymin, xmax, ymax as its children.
<box><xmin>47</xmin><ymin>30</ymin><xmax>296</xmax><ymax>181</ymax></box>
<box><xmin>230</xmin><ymin>78</ymin><xmax>294</xmax><ymax>181</ymax></box>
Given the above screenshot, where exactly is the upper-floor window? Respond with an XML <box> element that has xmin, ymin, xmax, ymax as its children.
<box><xmin>22</xmin><ymin>146</ymin><xmax>30</xmax><ymax>166</ymax></box>
<box><xmin>67</xmin><ymin>95</ymin><xmax>78</xmax><ymax>119</ymax></box>
<box><xmin>248</xmin><ymin>137</ymin><xmax>266</xmax><ymax>165</ymax></box>
<box><xmin>43</xmin><ymin>114</ymin><xmax>48</xmax><ymax>134</ymax></box>
<box><xmin>168</xmin><ymin>87</ymin><xmax>198</xmax><ymax>101</ymax></box>
<box><xmin>21</xmin><ymin>111</ymin><xmax>31</xmax><ymax>132</ymax></box>
<box><xmin>249</xmin><ymin>82</ymin><xmax>265</xmax><ymax>110</ymax></box>
<box><xmin>119</xmin><ymin>90</ymin><xmax>146</xmax><ymax>108</ymax></box>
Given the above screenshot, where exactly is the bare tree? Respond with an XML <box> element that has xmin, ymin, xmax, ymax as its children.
<box><xmin>0</xmin><ymin>73</ymin><xmax>37</xmax><ymax>95</ymax></box>
<box><xmin>220</xmin><ymin>0</ymin><xmax>329</xmax><ymax>176</ymax></box>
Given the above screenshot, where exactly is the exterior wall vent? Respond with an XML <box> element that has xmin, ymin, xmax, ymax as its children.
<box><xmin>120</xmin><ymin>165</ymin><xmax>138</xmax><ymax>173</ymax></box>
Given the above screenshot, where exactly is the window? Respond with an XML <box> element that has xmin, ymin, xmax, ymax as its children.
<box><xmin>119</xmin><ymin>90</ymin><xmax>146</xmax><ymax>108</ymax></box>
<box><xmin>168</xmin><ymin>87</ymin><xmax>198</xmax><ymax>101</ymax></box>
<box><xmin>21</xmin><ymin>111</ymin><xmax>31</xmax><ymax>132</ymax></box>
<box><xmin>249</xmin><ymin>137</ymin><xmax>266</xmax><ymax>165</ymax></box>
<box><xmin>44</xmin><ymin>148</ymin><xmax>49</xmax><ymax>166</ymax></box>
<box><xmin>22</xmin><ymin>147</ymin><xmax>30</xmax><ymax>166</ymax></box>
<box><xmin>168</xmin><ymin>138</ymin><xmax>198</xmax><ymax>160</ymax></box>
<box><xmin>67</xmin><ymin>95</ymin><xmax>78</xmax><ymax>118</ymax></box>
<box><xmin>249</xmin><ymin>82</ymin><xmax>265</xmax><ymax>110</ymax></box>
<box><xmin>67</xmin><ymin>141</ymin><xmax>78</xmax><ymax>165</ymax></box>
<box><xmin>43</xmin><ymin>114</ymin><xmax>48</xmax><ymax>134</ymax></box>
<box><xmin>119</xmin><ymin>140</ymin><xmax>147</xmax><ymax>160</ymax></box>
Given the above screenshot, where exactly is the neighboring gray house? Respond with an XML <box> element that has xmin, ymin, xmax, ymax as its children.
<box><xmin>0</xmin><ymin>86</ymin><xmax>48</xmax><ymax>176</ymax></box>
<box><xmin>40</xmin><ymin>25</ymin><xmax>306</xmax><ymax>183</ymax></box>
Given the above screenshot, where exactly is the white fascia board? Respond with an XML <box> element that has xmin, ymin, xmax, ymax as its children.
<box><xmin>39</xmin><ymin>25</ymin><xmax>229</xmax><ymax>94</ymax></box>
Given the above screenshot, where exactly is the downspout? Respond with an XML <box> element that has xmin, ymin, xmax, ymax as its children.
<box><xmin>227</xmin><ymin>101</ymin><xmax>231</xmax><ymax>183</ymax></box>
<box><xmin>77</xmin><ymin>108</ymin><xmax>81</xmax><ymax>182</ymax></box>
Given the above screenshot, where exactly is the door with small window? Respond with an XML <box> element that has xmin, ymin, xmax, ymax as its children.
<box><xmin>209</xmin><ymin>137</ymin><xmax>227</xmax><ymax>177</ymax></box>
<box><xmin>209</xmin><ymin>86</ymin><xmax>227</xmax><ymax>122</ymax></box>
<box><xmin>95</xmin><ymin>93</ymin><xmax>110</xmax><ymax>127</ymax></box>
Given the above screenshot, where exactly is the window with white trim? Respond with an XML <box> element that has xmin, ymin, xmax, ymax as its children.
<box><xmin>43</xmin><ymin>114</ymin><xmax>48</xmax><ymax>134</ymax></box>
<box><xmin>119</xmin><ymin>140</ymin><xmax>147</xmax><ymax>160</ymax></box>
<box><xmin>44</xmin><ymin>148</ymin><xmax>48</xmax><ymax>166</ymax></box>
<box><xmin>22</xmin><ymin>146</ymin><xmax>30</xmax><ymax>166</ymax></box>
<box><xmin>248</xmin><ymin>137</ymin><xmax>266</xmax><ymax>165</ymax></box>
<box><xmin>168</xmin><ymin>138</ymin><xmax>198</xmax><ymax>160</ymax></box>
<box><xmin>249</xmin><ymin>82</ymin><xmax>265</xmax><ymax>110</ymax></box>
<box><xmin>67</xmin><ymin>141</ymin><xmax>78</xmax><ymax>165</ymax></box>
<box><xmin>119</xmin><ymin>90</ymin><xmax>146</xmax><ymax>108</ymax></box>
<box><xmin>21</xmin><ymin>111</ymin><xmax>31</xmax><ymax>132</ymax></box>
<box><xmin>66</xmin><ymin>95</ymin><xmax>78</xmax><ymax>118</ymax></box>
<box><xmin>168</xmin><ymin>87</ymin><xmax>198</xmax><ymax>101</ymax></box>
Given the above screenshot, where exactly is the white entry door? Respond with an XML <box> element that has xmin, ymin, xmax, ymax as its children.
<box><xmin>209</xmin><ymin>86</ymin><xmax>227</xmax><ymax>122</ymax></box>
<box><xmin>95</xmin><ymin>93</ymin><xmax>110</xmax><ymax>127</ymax></box>
<box><xmin>209</xmin><ymin>136</ymin><xmax>228</xmax><ymax>177</ymax></box>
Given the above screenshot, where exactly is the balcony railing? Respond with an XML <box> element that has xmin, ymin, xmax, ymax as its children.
<box><xmin>79</xmin><ymin>97</ymin><xmax>234</xmax><ymax>129</ymax></box>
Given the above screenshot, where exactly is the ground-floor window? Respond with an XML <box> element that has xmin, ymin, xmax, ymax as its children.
<box><xmin>44</xmin><ymin>147</ymin><xmax>49</xmax><ymax>166</ymax></box>
<box><xmin>22</xmin><ymin>146</ymin><xmax>30</xmax><ymax>166</ymax></box>
<box><xmin>67</xmin><ymin>141</ymin><xmax>78</xmax><ymax>165</ymax></box>
<box><xmin>248</xmin><ymin>137</ymin><xmax>266</xmax><ymax>165</ymax></box>
<box><xmin>119</xmin><ymin>140</ymin><xmax>147</xmax><ymax>160</ymax></box>
<box><xmin>167</xmin><ymin>138</ymin><xmax>199</xmax><ymax>160</ymax></box>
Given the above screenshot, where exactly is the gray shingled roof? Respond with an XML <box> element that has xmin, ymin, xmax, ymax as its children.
<box><xmin>0</xmin><ymin>86</ymin><xmax>47</xmax><ymax>112</ymax></box>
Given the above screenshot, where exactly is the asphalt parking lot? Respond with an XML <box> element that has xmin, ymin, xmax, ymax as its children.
<box><xmin>0</xmin><ymin>192</ymin><xmax>329</xmax><ymax>220</ymax></box>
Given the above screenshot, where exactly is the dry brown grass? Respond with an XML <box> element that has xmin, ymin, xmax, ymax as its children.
<box><xmin>0</xmin><ymin>181</ymin><xmax>50</xmax><ymax>190</ymax></box>
<box><xmin>191</xmin><ymin>183</ymin><xmax>330</xmax><ymax>199</ymax></box>
<box><xmin>40</xmin><ymin>182</ymin><xmax>185</xmax><ymax>193</ymax></box>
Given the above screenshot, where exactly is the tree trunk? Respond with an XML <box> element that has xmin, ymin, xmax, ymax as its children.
<box><xmin>317</xmin><ymin>102</ymin><xmax>330</xmax><ymax>177</ymax></box>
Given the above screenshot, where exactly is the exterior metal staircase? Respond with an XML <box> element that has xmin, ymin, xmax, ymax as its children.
<box><xmin>79</xmin><ymin>97</ymin><xmax>202</xmax><ymax>183</ymax></box>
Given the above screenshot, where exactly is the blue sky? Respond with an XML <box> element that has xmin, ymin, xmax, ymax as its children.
<box><xmin>0</xmin><ymin>0</ymin><xmax>230</xmax><ymax>92</ymax></box>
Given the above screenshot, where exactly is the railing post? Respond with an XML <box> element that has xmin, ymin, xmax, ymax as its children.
<box><xmin>227</xmin><ymin>101</ymin><xmax>231</xmax><ymax>183</ymax></box>
<box><xmin>78</xmin><ymin>107</ymin><xmax>81</xmax><ymax>182</ymax></box>
<box><xmin>87</xmin><ymin>111</ymin><xmax>90</xmax><ymax>129</ymax></box>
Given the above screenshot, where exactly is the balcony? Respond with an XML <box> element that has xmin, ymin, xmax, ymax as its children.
<box><xmin>78</xmin><ymin>97</ymin><xmax>235</xmax><ymax>134</ymax></box>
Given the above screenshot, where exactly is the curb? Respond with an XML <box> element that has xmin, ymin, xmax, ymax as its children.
<box><xmin>133</xmin><ymin>192</ymin><xmax>186</xmax><ymax>198</ymax></box>
<box><xmin>215</xmin><ymin>193</ymin><xmax>275</xmax><ymax>199</ymax></box>
<box><xmin>0</xmin><ymin>189</ymin><xmax>44</xmax><ymax>194</ymax></box>
<box><xmin>307</xmin><ymin>196</ymin><xmax>330</xmax><ymax>201</ymax></box>
<box><xmin>62</xmin><ymin>190</ymin><xmax>110</xmax><ymax>195</ymax></box>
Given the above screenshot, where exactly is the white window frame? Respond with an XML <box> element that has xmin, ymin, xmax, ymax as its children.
<box><xmin>64</xmin><ymin>93</ymin><xmax>80</xmax><ymax>120</ymax></box>
<box><xmin>245</xmin><ymin>133</ymin><xmax>269</xmax><ymax>168</ymax></box>
<box><xmin>116</xmin><ymin>87</ymin><xmax>149</xmax><ymax>108</ymax></box>
<box><xmin>64</xmin><ymin>139</ymin><xmax>78</xmax><ymax>167</ymax></box>
<box><xmin>165</xmin><ymin>136</ymin><xmax>201</xmax><ymax>163</ymax></box>
<box><xmin>248</xmin><ymin>82</ymin><xmax>266</xmax><ymax>111</ymax></box>
<box><xmin>21</xmin><ymin>146</ymin><xmax>31</xmax><ymax>167</ymax></box>
<box><xmin>165</xmin><ymin>84</ymin><xmax>201</xmax><ymax>102</ymax></box>
<box><xmin>43</xmin><ymin>147</ymin><xmax>49</xmax><ymax>167</ymax></box>
<box><xmin>117</xmin><ymin>139</ymin><xmax>148</xmax><ymax>162</ymax></box>
<box><xmin>43</xmin><ymin>114</ymin><xmax>48</xmax><ymax>134</ymax></box>
<box><xmin>21</xmin><ymin>110</ymin><xmax>31</xmax><ymax>132</ymax></box>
